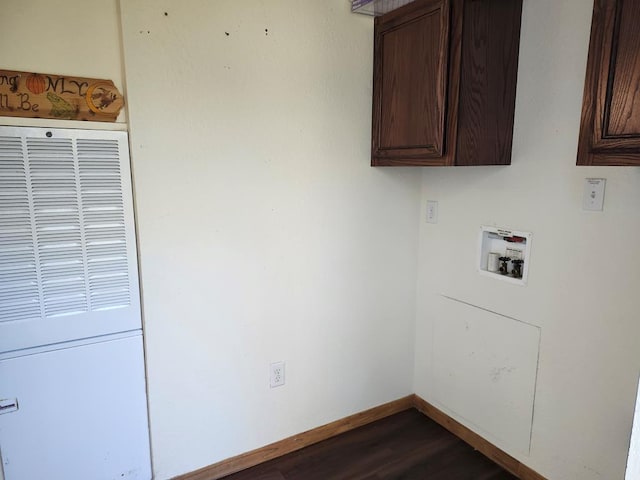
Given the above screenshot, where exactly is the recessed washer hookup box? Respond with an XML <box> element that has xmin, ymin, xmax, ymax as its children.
<box><xmin>478</xmin><ymin>226</ymin><xmax>532</xmax><ymax>286</ymax></box>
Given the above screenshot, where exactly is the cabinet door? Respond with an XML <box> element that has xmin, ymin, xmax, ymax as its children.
<box><xmin>0</xmin><ymin>127</ymin><xmax>141</xmax><ymax>353</ymax></box>
<box><xmin>0</xmin><ymin>334</ymin><xmax>151</xmax><ymax>480</ymax></box>
<box><xmin>372</xmin><ymin>0</ymin><xmax>451</xmax><ymax>166</ymax></box>
<box><xmin>578</xmin><ymin>0</ymin><xmax>640</xmax><ymax>165</ymax></box>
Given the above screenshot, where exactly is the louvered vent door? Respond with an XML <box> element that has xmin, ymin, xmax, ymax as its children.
<box><xmin>0</xmin><ymin>127</ymin><xmax>140</xmax><ymax>353</ymax></box>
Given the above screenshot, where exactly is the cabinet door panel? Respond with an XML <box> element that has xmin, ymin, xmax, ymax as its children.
<box><xmin>603</xmin><ymin>0</ymin><xmax>640</xmax><ymax>138</ymax></box>
<box><xmin>455</xmin><ymin>0</ymin><xmax>522</xmax><ymax>166</ymax></box>
<box><xmin>379</xmin><ymin>12</ymin><xmax>443</xmax><ymax>152</ymax></box>
<box><xmin>0</xmin><ymin>335</ymin><xmax>151</xmax><ymax>480</ymax></box>
<box><xmin>372</xmin><ymin>0</ymin><xmax>450</xmax><ymax>165</ymax></box>
<box><xmin>578</xmin><ymin>0</ymin><xmax>640</xmax><ymax>165</ymax></box>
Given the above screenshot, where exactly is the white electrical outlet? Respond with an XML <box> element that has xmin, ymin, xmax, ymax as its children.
<box><xmin>270</xmin><ymin>361</ymin><xmax>285</xmax><ymax>388</ymax></box>
<box><xmin>426</xmin><ymin>200</ymin><xmax>438</xmax><ymax>224</ymax></box>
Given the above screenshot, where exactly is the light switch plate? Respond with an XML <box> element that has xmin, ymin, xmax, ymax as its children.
<box><xmin>426</xmin><ymin>200</ymin><xmax>438</xmax><ymax>224</ymax></box>
<box><xmin>583</xmin><ymin>178</ymin><xmax>606</xmax><ymax>211</ymax></box>
<box><xmin>0</xmin><ymin>398</ymin><xmax>18</xmax><ymax>415</ymax></box>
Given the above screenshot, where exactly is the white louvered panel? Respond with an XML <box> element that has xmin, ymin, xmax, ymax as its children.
<box><xmin>78</xmin><ymin>138</ymin><xmax>131</xmax><ymax>311</ymax></box>
<box><xmin>0</xmin><ymin>127</ymin><xmax>141</xmax><ymax>354</ymax></box>
<box><xmin>0</xmin><ymin>136</ymin><xmax>41</xmax><ymax>323</ymax></box>
<box><xmin>27</xmin><ymin>137</ymin><xmax>88</xmax><ymax>317</ymax></box>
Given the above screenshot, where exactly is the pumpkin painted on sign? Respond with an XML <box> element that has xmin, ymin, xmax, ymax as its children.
<box><xmin>25</xmin><ymin>74</ymin><xmax>46</xmax><ymax>94</ymax></box>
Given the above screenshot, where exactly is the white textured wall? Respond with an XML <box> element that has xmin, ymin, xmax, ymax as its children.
<box><xmin>414</xmin><ymin>1</ymin><xmax>640</xmax><ymax>479</ymax></box>
<box><xmin>119</xmin><ymin>1</ymin><xmax>420</xmax><ymax>478</ymax></box>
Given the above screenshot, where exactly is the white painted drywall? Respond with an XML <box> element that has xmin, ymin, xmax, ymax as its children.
<box><xmin>119</xmin><ymin>1</ymin><xmax>420</xmax><ymax>478</ymax></box>
<box><xmin>414</xmin><ymin>0</ymin><xmax>640</xmax><ymax>479</ymax></box>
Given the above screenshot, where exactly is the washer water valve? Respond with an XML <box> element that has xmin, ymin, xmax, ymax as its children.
<box><xmin>499</xmin><ymin>257</ymin><xmax>511</xmax><ymax>275</ymax></box>
<box><xmin>511</xmin><ymin>259</ymin><xmax>524</xmax><ymax>279</ymax></box>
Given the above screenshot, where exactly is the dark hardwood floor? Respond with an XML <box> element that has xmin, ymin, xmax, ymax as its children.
<box><xmin>220</xmin><ymin>409</ymin><xmax>518</xmax><ymax>480</ymax></box>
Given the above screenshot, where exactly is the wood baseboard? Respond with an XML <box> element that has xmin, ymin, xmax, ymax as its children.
<box><xmin>411</xmin><ymin>394</ymin><xmax>547</xmax><ymax>480</ymax></box>
<box><xmin>173</xmin><ymin>395</ymin><xmax>415</xmax><ymax>480</ymax></box>
<box><xmin>173</xmin><ymin>393</ymin><xmax>547</xmax><ymax>480</ymax></box>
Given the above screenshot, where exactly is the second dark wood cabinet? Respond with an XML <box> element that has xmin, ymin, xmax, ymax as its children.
<box><xmin>371</xmin><ymin>0</ymin><xmax>523</xmax><ymax>167</ymax></box>
<box><xmin>577</xmin><ymin>0</ymin><xmax>640</xmax><ymax>166</ymax></box>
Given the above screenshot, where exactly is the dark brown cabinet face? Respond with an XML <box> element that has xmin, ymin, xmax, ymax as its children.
<box><xmin>578</xmin><ymin>0</ymin><xmax>640</xmax><ymax>165</ymax></box>
<box><xmin>371</xmin><ymin>0</ymin><xmax>522</xmax><ymax>167</ymax></box>
<box><xmin>375</xmin><ymin>0</ymin><xmax>450</xmax><ymax>161</ymax></box>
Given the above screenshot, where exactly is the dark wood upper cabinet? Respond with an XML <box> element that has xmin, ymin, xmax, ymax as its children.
<box><xmin>371</xmin><ymin>0</ymin><xmax>523</xmax><ymax>167</ymax></box>
<box><xmin>578</xmin><ymin>0</ymin><xmax>640</xmax><ymax>166</ymax></box>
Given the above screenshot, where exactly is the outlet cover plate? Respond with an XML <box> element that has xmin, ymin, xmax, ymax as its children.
<box><xmin>583</xmin><ymin>178</ymin><xmax>606</xmax><ymax>211</ymax></box>
<box><xmin>426</xmin><ymin>200</ymin><xmax>438</xmax><ymax>224</ymax></box>
<box><xmin>270</xmin><ymin>361</ymin><xmax>285</xmax><ymax>388</ymax></box>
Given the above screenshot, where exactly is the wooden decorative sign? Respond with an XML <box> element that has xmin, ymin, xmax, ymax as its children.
<box><xmin>0</xmin><ymin>69</ymin><xmax>124</xmax><ymax>122</ymax></box>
